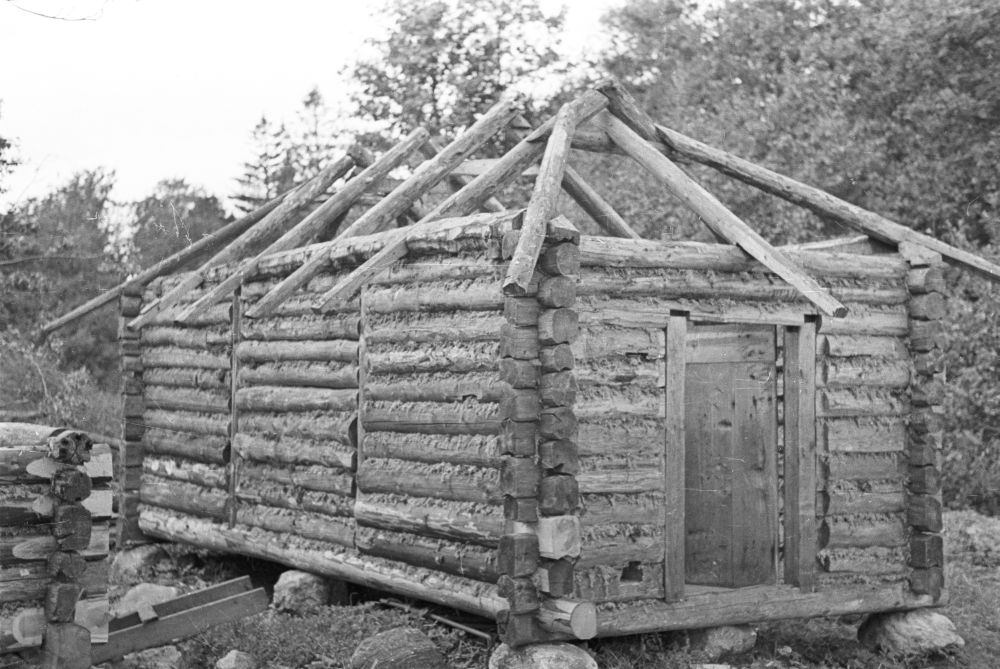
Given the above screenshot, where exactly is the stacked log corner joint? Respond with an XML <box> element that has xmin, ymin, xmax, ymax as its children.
<box><xmin>119</xmin><ymin>284</ymin><xmax>148</xmax><ymax>547</ymax></box>
<box><xmin>1</xmin><ymin>426</ymin><xmax>112</xmax><ymax>668</ymax></box>
<box><xmin>904</xmin><ymin>250</ymin><xmax>947</xmax><ymax>600</ymax></box>
<box><xmin>497</xmin><ymin>218</ymin><xmax>595</xmax><ymax>646</ymax></box>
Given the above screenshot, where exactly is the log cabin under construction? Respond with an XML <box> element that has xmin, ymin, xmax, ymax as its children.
<box><xmin>48</xmin><ymin>80</ymin><xmax>1000</xmax><ymax>646</ymax></box>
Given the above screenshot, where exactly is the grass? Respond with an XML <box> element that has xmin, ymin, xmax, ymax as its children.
<box><xmin>162</xmin><ymin>511</ymin><xmax>1000</xmax><ymax>669</ymax></box>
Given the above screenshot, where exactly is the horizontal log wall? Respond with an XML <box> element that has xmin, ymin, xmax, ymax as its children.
<box><xmin>233</xmin><ymin>265</ymin><xmax>362</xmax><ymax>549</ymax></box>
<box><xmin>573</xmin><ymin>236</ymin><xmax>912</xmax><ymax>598</ymax></box>
<box><xmin>814</xmin><ymin>329</ymin><xmax>910</xmax><ymax>588</ymax></box>
<box><xmin>357</xmin><ymin>238</ymin><xmax>508</xmax><ymax>583</ymax></box>
<box><xmin>137</xmin><ymin>276</ymin><xmax>234</xmax><ymax>529</ymax></box>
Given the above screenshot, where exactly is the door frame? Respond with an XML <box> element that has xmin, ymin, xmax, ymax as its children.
<box><xmin>662</xmin><ymin>314</ymin><xmax>818</xmax><ymax>602</ymax></box>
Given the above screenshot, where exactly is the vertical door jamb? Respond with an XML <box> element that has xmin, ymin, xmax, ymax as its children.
<box><xmin>664</xmin><ymin>313</ymin><xmax>687</xmax><ymax>601</ymax></box>
<box><xmin>782</xmin><ymin>319</ymin><xmax>817</xmax><ymax>590</ymax></box>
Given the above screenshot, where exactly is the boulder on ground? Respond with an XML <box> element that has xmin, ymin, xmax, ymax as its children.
<box><xmin>118</xmin><ymin>644</ymin><xmax>184</xmax><ymax>669</ymax></box>
<box><xmin>687</xmin><ymin>625</ymin><xmax>757</xmax><ymax>660</ymax></box>
<box><xmin>350</xmin><ymin>627</ymin><xmax>448</xmax><ymax>669</ymax></box>
<box><xmin>215</xmin><ymin>649</ymin><xmax>257</xmax><ymax>669</ymax></box>
<box><xmin>489</xmin><ymin>642</ymin><xmax>597</xmax><ymax>669</ymax></box>
<box><xmin>272</xmin><ymin>570</ymin><xmax>330</xmax><ymax>615</ymax></box>
<box><xmin>858</xmin><ymin>609</ymin><xmax>964</xmax><ymax>656</ymax></box>
<box><xmin>112</xmin><ymin>583</ymin><xmax>179</xmax><ymax>619</ymax></box>
<box><xmin>110</xmin><ymin>545</ymin><xmax>170</xmax><ymax>583</ymax></box>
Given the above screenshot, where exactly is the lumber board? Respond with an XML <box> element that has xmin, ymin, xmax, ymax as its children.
<box><xmin>109</xmin><ymin>576</ymin><xmax>253</xmax><ymax>633</ymax></box>
<box><xmin>92</xmin><ymin>588</ymin><xmax>269</xmax><ymax>663</ymax></box>
<box><xmin>783</xmin><ymin>323</ymin><xmax>817</xmax><ymax>590</ymax></box>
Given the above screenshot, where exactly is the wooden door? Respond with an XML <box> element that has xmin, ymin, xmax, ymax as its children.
<box><xmin>683</xmin><ymin>323</ymin><xmax>778</xmax><ymax>588</ymax></box>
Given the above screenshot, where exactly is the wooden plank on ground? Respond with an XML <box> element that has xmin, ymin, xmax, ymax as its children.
<box><xmin>92</xmin><ymin>588</ymin><xmax>268</xmax><ymax>663</ymax></box>
<box><xmin>109</xmin><ymin>576</ymin><xmax>254</xmax><ymax>632</ymax></box>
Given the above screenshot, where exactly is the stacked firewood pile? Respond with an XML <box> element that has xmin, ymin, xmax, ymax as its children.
<box><xmin>0</xmin><ymin>423</ymin><xmax>112</xmax><ymax>667</ymax></box>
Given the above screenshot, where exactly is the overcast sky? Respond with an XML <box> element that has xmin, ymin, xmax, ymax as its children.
<box><xmin>0</xmin><ymin>0</ymin><xmax>614</xmax><ymax>211</ymax></box>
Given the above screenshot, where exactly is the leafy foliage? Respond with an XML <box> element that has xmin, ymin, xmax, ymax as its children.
<box><xmin>129</xmin><ymin>179</ymin><xmax>229</xmax><ymax>271</ymax></box>
<box><xmin>346</xmin><ymin>0</ymin><xmax>568</xmax><ymax>144</ymax></box>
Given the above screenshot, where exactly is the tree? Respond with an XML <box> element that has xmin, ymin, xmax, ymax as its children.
<box><xmin>233</xmin><ymin>115</ymin><xmax>298</xmax><ymax>212</ymax></box>
<box><xmin>346</xmin><ymin>0</ymin><xmax>569</xmax><ymax>143</ymax></box>
<box><xmin>1</xmin><ymin>170</ymin><xmax>121</xmax><ymax>386</ymax></box>
<box><xmin>129</xmin><ymin>179</ymin><xmax>229</xmax><ymax>270</ymax></box>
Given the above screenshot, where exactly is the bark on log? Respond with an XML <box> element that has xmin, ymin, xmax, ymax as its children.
<box><xmin>234</xmin><ymin>386</ymin><xmax>355</xmax><ymax>413</ymax></box>
<box><xmin>366</xmin><ymin>311</ymin><xmax>504</xmax><ymax>345</ymax></box>
<box><xmin>141</xmin><ymin>367</ymin><xmax>228</xmax><ymax>390</ymax></box>
<box><xmin>141</xmin><ymin>327</ymin><xmax>229</xmax><ymax>348</ymax></box>
<box><xmin>362</xmin><ymin>431</ymin><xmax>501</xmax><ymax>468</ymax></box>
<box><xmin>145</xmin><ymin>385</ymin><xmax>229</xmax><ymax>414</ymax></box>
<box><xmin>145</xmin><ymin>429</ymin><xmax>227</xmax><ymax>464</ymax></box>
<box><xmin>141</xmin><ymin>347</ymin><xmax>230</xmax><ymax>370</ymax></box>
<box><xmin>142</xmin><ymin>409</ymin><xmax>229</xmax><ymax>437</ymax></box>
<box><xmin>232</xmin><ymin>433</ymin><xmax>354</xmax><ymax>470</ymax></box>
<box><xmin>364</xmin><ymin>400</ymin><xmax>501</xmax><ymax>435</ymax></box>
<box><xmin>505</xmin><ymin>102</ymin><xmax>586</xmax><ymax>295</ymax></box>
<box><xmin>236</xmin><ymin>505</ymin><xmax>354</xmax><ymax>547</ymax></box>
<box><xmin>578</xmin><ymin>236</ymin><xmax>908</xmax><ymax>279</ymax></box>
<box><xmin>142</xmin><ymin>456</ymin><xmax>227</xmax><ymax>489</ymax></box>
<box><xmin>357</xmin><ymin>459</ymin><xmax>501</xmax><ymax>503</ymax></box>
<box><xmin>136</xmin><ymin>508</ymin><xmax>506</xmax><ymax>618</ymax></box>
<box><xmin>356</xmin><ymin>526</ymin><xmax>497</xmax><ymax>582</ymax></box>
<box><xmin>238</xmin><ymin>361</ymin><xmax>359</xmax><ymax>389</ymax></box>
<box><xmin>819</xmin><ymin>514</ymin><xmax>907</xmax><ymax>549</ymax></box>
<box><xmin>238</xmin><ymin>411</ymin><xmax>355</xmax><ymax>444</ymax></box>
<box><xmin>139</xmin><ymin>476</ymin><xmax>227</xmax><ymax>519</ymax></box>
<box><xmin>238</xmin><ymin>461</ymin><xmax>353</xmax><ymax>496</ymax></box>
<box><xmin>354</xmin><ymin>493</ymin><xmax>502</xmax><ymax>546</ymax></box>
<box><xmin>241</xmin><ymin>314</ymin><xmax>360</xmax><ymax>341</ymax></box>
<box><xmin>236</xmin><ymin>340</ymin><xmax>357</xmax><ymax>363</ymax></box>
<box><xmin>536</xmin><ymin>599</ymin><xmax>597</xmax><ymax>640</ymax></box>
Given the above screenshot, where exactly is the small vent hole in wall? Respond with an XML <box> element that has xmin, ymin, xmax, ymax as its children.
<box><xmin>621</xmin><ymin>561</ymin><xmax>643</xmax><ymax>582</ymax></box>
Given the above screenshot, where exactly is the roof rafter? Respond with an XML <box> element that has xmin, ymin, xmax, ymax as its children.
<box><xmin>598</xmin><ymin>110</ymin><xmax>848</xmax><ymax>318</ymax></box>
<box><xmin>128</xmin><ymin>154</ymin><xmax>356</xmax><ymax>329</ymax></box>
<box><xmin>244</xmin><ymin>93</ymin><xmax>523</xmax><ymax>319</ymax></box>
<box><xmin>652</xmin><ymin>122</ymin><xmax>1000</xmax><ymax>283</ymax></box>
<box><xmin>173</xmin><ymin>128</ymin><xmax>430</xmax><ymax>324</ymax></box>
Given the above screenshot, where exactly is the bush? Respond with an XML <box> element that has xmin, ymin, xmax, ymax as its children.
<box><xmin>0</xmin><ymin>331</ymin><xmax>118</xmax><ymax>437</ymax></box>
<box><xmin>938</xmin><ymin>266</ymin><xmax>1000</xmax><ymax>515</ymax></box>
